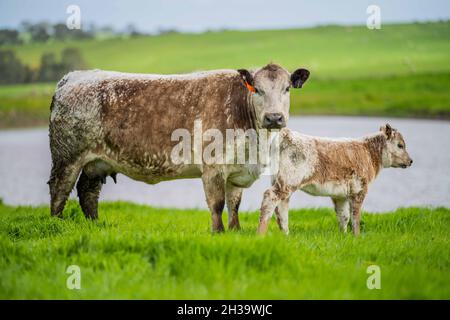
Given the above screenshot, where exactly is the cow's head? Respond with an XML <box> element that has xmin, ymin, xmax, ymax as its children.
<box><xmin>238</xmin><ymin>64</ymin><xmax>309</xmax><ymax>129</ymax></box>
<box><xmin>380</xmin><ymin>124</ymin><xmax>413</xmax><ymax>169</ymax></box>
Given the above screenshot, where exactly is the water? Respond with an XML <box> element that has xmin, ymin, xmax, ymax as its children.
<box><xmin>1</xmin><ymin>116</ymin><xmax>449</xmax><ymax>212</ymax></box>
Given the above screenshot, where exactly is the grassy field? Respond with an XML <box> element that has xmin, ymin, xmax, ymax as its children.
<box><xmin>0</xmin><ymin>22</ymin><xmax>450</xmax><ymax>127</ymax></box>
<box><xmin>0</xmin><ymin>200</ymin><xmax>449</xmax><ymax>299</ymax></box>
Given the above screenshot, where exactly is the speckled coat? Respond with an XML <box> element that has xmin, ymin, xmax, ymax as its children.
<box><xmin>258</xmin><ymin>125</ymin><xmax>412</xmax><ymax>235</ymax></box>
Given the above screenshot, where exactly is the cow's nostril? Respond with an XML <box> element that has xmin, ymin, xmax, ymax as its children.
<box><xmin>410</xmin><ymin>159</ymin><xmax>413</xmax><ymax>165</ymax></box>
<box><xmin>263</xmin><ymin>113</ymin><xmax>285</xmax><ymax>128</ymax></box>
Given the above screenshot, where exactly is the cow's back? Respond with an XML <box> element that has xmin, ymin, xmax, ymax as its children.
<box><xmin>50</xmin><ymin>69</ymin><xmax>253</xmax><ymax>180</ymax></box>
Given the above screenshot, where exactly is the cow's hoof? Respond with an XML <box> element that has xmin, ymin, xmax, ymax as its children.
<box><xmin>228</xmin><ymin>224</ymin><xmax>241</xmax><ymax>231</ymax></box>
<box><xmin>211</xmin><ymin>225</ymin><xmax>225</xmax><ymax>233</ymax></box>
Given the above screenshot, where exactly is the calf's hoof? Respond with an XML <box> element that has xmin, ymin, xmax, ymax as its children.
<box><xmin>257</xmin><ymin>221</ymin><xmax>269</xmax><ymax>234</ymax></box>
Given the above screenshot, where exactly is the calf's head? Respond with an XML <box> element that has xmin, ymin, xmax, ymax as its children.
<box><xmin>238</xmin><ymin>64</ymin><xmax>309</xmax><ymax>129</ymax></box>
<box><xmin>381</xmin><ymin>124</ymin><xmax>413</xmax><ymax>168</ymax></box>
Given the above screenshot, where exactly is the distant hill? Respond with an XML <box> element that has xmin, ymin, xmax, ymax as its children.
<box><xmin>1</xmin><ymin>22</ymin><xmax>449</xmax><ymax>127</ymax></box>
<box><xmin>5</xmin><ymin>21</ymin><xmax>449</xmax><ymax>77</ymax></box>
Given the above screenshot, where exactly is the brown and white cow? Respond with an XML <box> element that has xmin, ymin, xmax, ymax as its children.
<box><xmin>48</xmin><ymin>64</ymin><xmax>310</xmax><ymax>231</ymax></box>
<box><xmin>258</xmin><ymin>124</ymin><xmax>413</xmax><ymax>235</ymax></box>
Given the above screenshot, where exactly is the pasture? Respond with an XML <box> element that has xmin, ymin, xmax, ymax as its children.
<box><xmin>0</xmin><ymin>201</ymin><xmax>449</xmax><ymax>299</ymax></box>
<box><xmin>1</xmin><ymin>21</ymin><xmax>449</xmax><ymax>301</ymax></box>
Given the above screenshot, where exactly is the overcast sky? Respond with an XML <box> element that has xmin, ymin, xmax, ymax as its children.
<box><xmin>1</xmin><ymin>0</ymin><xmax>449</xmax><ymax>32</ymax></box>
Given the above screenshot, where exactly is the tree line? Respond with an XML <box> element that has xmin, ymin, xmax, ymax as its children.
<box><xmin>0</xmin><ymin>21</ymin><xmax>148</xmax><ymax>45</ymax></box>
<box><xmin>0</xmin><ymin>48</ymin><xmax>86</xmax><ymax>84</ymax></box>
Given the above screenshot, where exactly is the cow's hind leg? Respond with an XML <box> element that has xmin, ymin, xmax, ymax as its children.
<box><xmin>49</xmin><ymin>160</ymin><xmax>83</xmax><ymax>217</ymax></box>
<box><xmin>202</xmin><ymin>169</ymin><xmax>226</xmax><ymax>232</ymax></box>
<box><xmin>76</xmin><ymin>171</ymin><xmax>103</xmax><ymax>219</ymax></box>
<box><xmin>225</xmin><ymin>184</ymin><xmax>242</xmax><ymax>230</ymax></box>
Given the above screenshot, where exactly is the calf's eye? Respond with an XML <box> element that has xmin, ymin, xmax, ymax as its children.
<box><xmin>285</xmin><ymin>87</ymin><xmax>290</xmax><ymax>93</ymax></box>
<box><xmin>397</xmin><ymin>144</ymin><xmax>404</xmax><ymax>149</ymax></box>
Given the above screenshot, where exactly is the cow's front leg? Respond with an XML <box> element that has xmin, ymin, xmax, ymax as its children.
<box><xmin>225</xmin><ymin>184</ymin><xmax>242</xmax><ymax>230</ymax></box>
<box><xmin>202</xmin><ymin>169</ymin><xmax>226</xmax><ymax>232</ymax></box>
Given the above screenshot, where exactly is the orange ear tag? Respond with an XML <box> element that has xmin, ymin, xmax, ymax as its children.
<box><xmin>245</xmin><ymin>81</ymin><xmax>256</xmax><ymax>93</ymax></box>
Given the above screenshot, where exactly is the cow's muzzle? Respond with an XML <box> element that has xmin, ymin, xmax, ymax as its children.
<box><xmin>263</xmin><ymin>113</ymin><xmax>286</xmax><ymax>129</ymax></box>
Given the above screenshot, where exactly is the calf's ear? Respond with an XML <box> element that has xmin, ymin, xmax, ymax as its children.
<box><xmin>380</xmin><ymin>123</ymin><xmax>393</xmax><ymax>139</ymax></box>
<box><xmin>237</xmin><ymin>69</ymin><xmax>254</xmax><ymax>86</ymax></box>
<box><xmin>291</xmin><ymin>68</ymin><xmax>310</xmax><ymax>88</ymax></box>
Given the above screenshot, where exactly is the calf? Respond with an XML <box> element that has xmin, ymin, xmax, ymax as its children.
<box><xmin>258</xmin><ymin>124</ymin><xmax>413</xmax><ymax>235</ymax></box>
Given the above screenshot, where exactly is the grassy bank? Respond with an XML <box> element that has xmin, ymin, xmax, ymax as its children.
<box><xmin>1</xmin><ymin>72</ymin><xmax>449</xmax><ymax>128</ymax></box>
<box><xmin>0</xmin><ymin>201</ymin><xmax>449</xmax><ymax>299</ymax></box>
<box><xmin>0</xmin><ymin>83</ymin><xmax>54</xmax><ymax>128</ymax></box>
<box><xmin>1</xmin><ymin>22</ymin><xmax>450</xmax><ymax>128</ymax></box>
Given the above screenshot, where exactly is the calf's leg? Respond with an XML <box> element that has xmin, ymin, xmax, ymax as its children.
<box><xmin>202</xmin><ymin>169</ymin><xmax>226</xmax><ymax>232</ymax></box>
<box><xmin>258</xmin><ymin>184</ymin><xmax>291</xmax><ymax>234</ymax></box>
<box><xmin>332</xmin><ymin>198</ymin><xmax>350</xmax><ymax>233</ymax></box>
<box><xmin>274</xmin><ymin>197</ymin><xmax>290</xmax><ymax>234</ymax></box>
<box><xmin>350</xmin><ymin>192</ymin><xmax>366</xmax><ymax>236</ymax></box>
<box><xmin>76</xmin><ymin>171</ymin><xmax>103</xmax><ymax>219</ymax></box>
<box><xmin>225</xmin><ymin>184</ymin><xmax>242</xmax><ymax>230</ymax></box>
<box><xmin>258</xmin><ymin>188</ymin><xmax>277</xmax><ymax>234</ymax></box>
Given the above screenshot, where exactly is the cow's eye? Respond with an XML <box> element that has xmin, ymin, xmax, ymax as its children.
<box><xmin>397</xmin><ymin>143</ymin><xmax>404</xmax><ymax>149</ymax></box>
<box><xmin>285</xmin><ymin>86</ymin><xmax>290</xmax><ymax>93</ymax></box>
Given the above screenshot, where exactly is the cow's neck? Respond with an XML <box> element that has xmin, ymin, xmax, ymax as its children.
<box><xmin>230</xmin><ymin>91</ymin><xmax>258</xmax><ymax>132</ymax></box>
<box><xmin>247</xmin><ymin>95</ymin><xmax>259</xmax><ymax>132</ymax></box>
<box><xmin>364</xmin><ymin>132</ymin><xmax>386</xmax><ymax>177</ymax></box>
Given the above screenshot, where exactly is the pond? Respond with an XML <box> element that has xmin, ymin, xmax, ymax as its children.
<box><xmin>1</xmin><ymin>116</ymin><xmax>449</xmax><ymax>212</ymax></box>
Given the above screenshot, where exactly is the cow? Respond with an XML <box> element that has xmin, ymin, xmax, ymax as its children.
<box><xmin>48</xmin><ymin>63</ymin><xmax>310</xmax><ymax>232</ymax></box>
<box><xmin>257</xmin><ymin>124</ymin><xmax>413</xmax><ymax>235</ymax></box>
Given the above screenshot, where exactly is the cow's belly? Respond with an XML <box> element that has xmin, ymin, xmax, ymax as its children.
<box><xmin>83</xmin><ymin>152</ymin><xmax>263</xmax><ymax>188</ymax></box>
<box><xmin>83</xmin><ymin>153</ymin><xmax>202</xmax><ymax>184</ymax></box>
<box><xmin>226</xmin><ymin>164</ymin><xmax>262</xmax><ymax>188</ymax></box>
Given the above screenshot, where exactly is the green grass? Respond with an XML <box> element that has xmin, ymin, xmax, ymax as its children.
<box><xmin>0</xmin><ymin>83</ymin><xmax>54</xmax><ymax>128</ymax></box>
<box><xmin>1</xmin><ymin>21</ymin><xmax>450</xmax><ymax>127</ymax></box>
<box><xmin>0</xmin><ymin>200</ymin><xmax>449</xmax><ymax>299</ymax></box>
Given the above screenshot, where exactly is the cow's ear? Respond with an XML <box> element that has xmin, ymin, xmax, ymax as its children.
<box><xmin>291</xmin><ymin>68</ymin><xmax>310</xmax><ymax>88</ymax></box>
<box><xmin>380</xmin><ymin>123</ymin><xmax>393</xmax><ymax>139</ymax></box>
<box><xmin>238</xmin><ymin>69</ymin><xmax>254</xmax><ymax>86</ymax></box>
